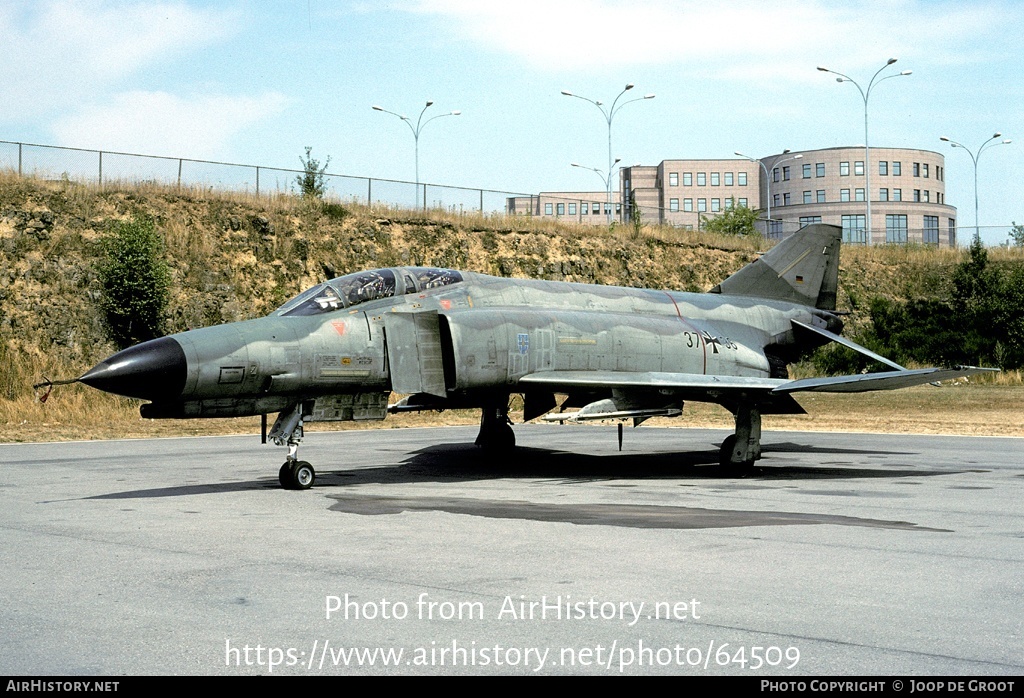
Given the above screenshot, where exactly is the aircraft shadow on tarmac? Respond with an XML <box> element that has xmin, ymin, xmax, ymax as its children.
<box><xmin>86</xmin><ymin>439</ymin><xmax>960</xmax><ymax>501</ymax></box>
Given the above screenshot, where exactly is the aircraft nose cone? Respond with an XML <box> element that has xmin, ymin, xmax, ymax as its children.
<box><xmin>79</xmin><ymin>336</ymin><xmax>187</xmax><ymax>401</ymax></box>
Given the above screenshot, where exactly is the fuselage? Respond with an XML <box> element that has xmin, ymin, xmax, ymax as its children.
<box><xmin>79</xmin><ymin>266</ymin><xmax>842</xmax><ymax>419</ymax></box>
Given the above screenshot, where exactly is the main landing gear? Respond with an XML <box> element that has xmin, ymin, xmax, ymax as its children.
<box><xmin>269</xmin><ymin>404</ymin><xmax>316</xmax><ymax>490</ymax></box>
<box><xmin>719</xmin><ymin>404</ymin><xmax>762</xmax><ymax>473</ymax></box>
<box><xmin>475</xmin><ymin>399</ymin><xmax>516</xmax><ymax>452</ymax></box>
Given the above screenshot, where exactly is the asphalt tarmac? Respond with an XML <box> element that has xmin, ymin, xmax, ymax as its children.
<box><xmin>1</xmin><ymin>424</ymin><xmax>1021</xmax><ymax>676</ymax></box>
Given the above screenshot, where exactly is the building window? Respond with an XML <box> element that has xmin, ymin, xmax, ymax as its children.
<box><xmin>556</xmin><ymin>203</ymin><xmax>565</xmax><ymax>215</ymax></box>
<box><xmin>782</xmin><ymin>166</ymin><xmax>791</xmax><ymax>181</ymax></box>
<box><xmin>924</xmin><ymin>190</ymin><xmax>930</xmax><ymax>203</ymax></box>
<box><xmin>768</xmin><ymin>220</ymin><xmax>783</xmax><ymax>238</ymax></box>
<box><xmin>738</xmin><ymin>198</ymin><xmax>748</xmax><ymax>207</ymax></box>
<box><xmin>879</xmin><ymin>161</ymin><xmax>888</xmax><ymax>176</ymax></box>
<box><xmin>803</xmin><ymin>190</ymin><xmax>813</xmax><ymax>204</ymax></box>
<box><xmin>711</xmin><ymin>198</ymin><xmax>721</xmax><ymax>212</ymax></box>
<box><xmin>893</xmin><ymin>161</ymin><xmax>902</xmax><ymax>176</ymax></box>
<box><xmin>914</xmin><ymin>189</ymin><xmax>921</xmax><ymax>202</ymax></box>
<box><xmin>772</xmin><ymin>168</ymin><xmax>780</xmax><ymax>183</ymax></box>
<box><xmin>840</xmin><ymin>189</ymin><xmax>851</xmax><ymax>202</ymax></box>
<box><xmin>886</xmin><ymin>214</ymin><xmax>908</xmax><ymax>243</ymax></box>
<box><xmin>724</xmin><ymin>198</ymin><xmax>734</xmax><ymax>210</ymax></box>
<box><xmin>724</xmin><ymin>172</ymin><xmax>734</xmax><ymax>186</ymax></box>
<box><xmin>684</xmin><ymin>198</ymin><xmax>693</xmax><ymax>212</ymax></box>
<box><xmin>783</xmin><ymin>193</ymin><xmax>791</xmax><ymax>206</ymax></box>
<box><xmin>816</xmin><ymin>163</ymin><xmax>825</xmax><ymax>177</ymax></box>
<box><xmin>669</xmin><ymin>198</ymin><xmax>679</xmax><ymax>212</ymax></box>
<box><xmin>800</xmin><ymin>216</ymin><xmax>822</xmax><ymax>226</ymax></box>
<box><xmin>948</xmin><ymin>218</ymin><xmax>957</xmax><ymax>246</ymax></box>
<box><xmin>803</xmin><ymin>163</ymin><xmax>812</xmax><ymax>178</ymax></box>
<box><xmin>913</xmin><ymin>162</ymin><xmax>920</xmax><ymax>177</ymax></box>
<box><xmin>855</xmin><ymin>188</ymin><xmax>865</xmax><ymax>202</ymax></box>
<box><xmin>816</xmin><ymin>190</ymin><xmax>826</xmax><ymax>203</ymax></box>
<box><xmin>924</xmin><ymin>216</ymin><xmax>939</xmax><ymax>244</ymax></box>
<box><xmin>669</xmin><ymin>172</ymin><xmax>678</xmax><ymax>187</ymax></box>
<box><xmin>683</xmin><ymin>173</ymin><xmax>692</xmax><ymax>186</ymax></box>
<box><xmin>923</xmin><ymin>163</ymin><xmax>929</xmax><ymax>178</ymax></box>
<box><xmin>738</xmin><ymin>172</ymin><xmax>748</xmax><ymax>186</ymax></box>
<box><xmin>893</xmin><ymin>189</ymin><xmax>902</xmax><ymax>202</ymax></box>
<box><xmin>773</xmin><ymin>194</ymin><xmax>780</xmax><ymax>207</ymax></box>
<box><xmin>879</xmin><ymin>188</ymin><xmax>889</xmax><ymax>201</ymax></box>
<box><xmin>568</xmin><ymin>203</ymin><xmax>576</xmax><ymax>215</ymax></box>
<box><xmin>842</xmin><ymin>214</ymin><xmax>866</xmax><ymax>244</ymax></box>
<box><xmin>711</xmin><ymin>172</ymin><xmax>720</xmax><ymax>186</ymax></box>
<box><xmin>582</xmin><ymin>203</ymin><xmax>589</xmax><ymax>215</ymax></box>
<box><xmin>697</xmin><ymin>172</ymin><xmax>707</xmax><ymax>186</ymax></box>
<box><xmin>592</xmin><ymin>202</ymin><xmax>601</xmax><ymax>213</ymax></box>
<box><xmin>840</xmin><ymin>161</ymin><xmax>850</xmax><ymax>176</ymax></box>
<box><xmin>698</xmin><ymin>198</ymin><xmax>707</xmax><ymax>212</ymax></box>
<box><xmin>544</xmin><ymin>203</ymin><xmax>553</xmax><ymax>215</ymax></box>
<box><xmin>854</xmin><ymin>161</ymin><xmax>864</xmax><ymax>176</ymax></box>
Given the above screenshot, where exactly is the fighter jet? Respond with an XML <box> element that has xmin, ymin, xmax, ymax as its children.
<box><xmin>62</xmin><ymin>224</ymin><xmax>990</xmax><ymax>489</ymax></box>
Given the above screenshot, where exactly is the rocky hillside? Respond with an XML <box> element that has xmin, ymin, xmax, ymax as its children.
<box><xmin>0</xmin><ymin>172</ymin><xmax>1001</xmax><ymax>402</ymax></box>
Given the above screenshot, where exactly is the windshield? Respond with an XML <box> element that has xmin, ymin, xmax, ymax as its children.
<box><xmin>275</xmin><ymin>267</ymin><xmax>462</xmax><ymax>316</ymax></box>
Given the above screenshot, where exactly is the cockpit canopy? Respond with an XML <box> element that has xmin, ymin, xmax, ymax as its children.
<box><xmin>273</xmin><ymin>267</ymin><xmax>464</xmax><ymax>317</ymax></box>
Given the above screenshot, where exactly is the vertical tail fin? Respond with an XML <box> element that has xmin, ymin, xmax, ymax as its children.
<box><xmin>707</xmin><ymin>223</ymin><xmax>841</xmax><ymax>310</ymax></box>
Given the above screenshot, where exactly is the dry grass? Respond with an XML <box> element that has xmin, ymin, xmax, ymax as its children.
<box><xmin>4</xmin><ymin>381</ymin><xmax>1022</xmax><ymax>444</ymax></box>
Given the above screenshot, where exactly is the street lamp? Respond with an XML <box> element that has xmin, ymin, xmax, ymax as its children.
<box><xmin>372</xmin><ymin>100</ymin><xmax>461</xmax><ymax>209</ymax></box>
<box><xmin>571</xmin><ymin>160</ymin><xmax>621</xmax><ymax>216</ymax></box>
<box><xmin>735</xmin><ymin>150</ymin><xmax>802</xmax><ymax>238</ymax></box>
<box><xmin>940</xmin><ymin>133</ymin><xmax>1012</xmax><ymax>245</ymax></box>
<box><xmin>818</xmin><ymin>59</ymin><xmax>911</xmax><ymax>244</ymax></box>
<box><xmin>562</xmin><ymin>84</ymin><xmax>655</xmax><ymax>224</ymax></box>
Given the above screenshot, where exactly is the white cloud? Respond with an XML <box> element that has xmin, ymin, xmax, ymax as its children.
<box><xmin>404</xmin><ymin>0</ymin><xmax>1009</xmax><ymax>76</ymax></box>
<box><xmin>50</xmin><ymin>91</ymin><xmax>289</xmax><ymax>159</ymax></box>
<box><xmin>0</xmin><ymin>1</ymin><xmax>238</xmax><ymax>120</ymax></box>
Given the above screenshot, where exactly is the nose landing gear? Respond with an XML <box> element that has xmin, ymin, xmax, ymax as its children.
<box><xmin>270</xmin><ymin>403</ymin><xmax>316</xmax><ymax>489</ymax></box>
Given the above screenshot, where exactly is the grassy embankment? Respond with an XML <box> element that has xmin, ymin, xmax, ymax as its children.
<box><xmin>1</xmin><ymin>173</ymin><xmax>1020</xmax><ymax>443</ymax></box>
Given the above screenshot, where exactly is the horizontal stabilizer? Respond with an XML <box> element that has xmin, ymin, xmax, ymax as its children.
<box><xmin>774</xmin><ymin>366</ymin><xmax>998</xmax><ymax>394</ymax></box>
<box><xmin>792</xmin><ymin>319</ymin><xmax>906</xmax><ymax>371</ymax></box>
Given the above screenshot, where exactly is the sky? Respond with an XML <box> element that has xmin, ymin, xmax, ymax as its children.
<box><xmin>1</xmin><ymin>0</ymin><xmax>1022</xmax><ymax>245</ymax></box>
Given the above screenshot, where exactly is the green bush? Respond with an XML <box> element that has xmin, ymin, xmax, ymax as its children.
<box><xmin>98</xmin><ymin>217</ymin><xmax>171</xmax><ymax>349</ymax></box>
<box><xmin>296</xmin><ymin>146</ymin><xmax>330</xmax><ymax>199</ymax></box>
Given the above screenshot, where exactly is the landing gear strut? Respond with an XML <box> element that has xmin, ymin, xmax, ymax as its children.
<box><xmin>270</xmin><ymin>403</ymin><xmax>316</xmax><ymax>489</ymax></box>
<box><xmin>719</xmin><ymin>404</ymin><xmax>762</xmax><ymax>472</ymax></box>
<box><xmin>475</xmin><ymin>399</ymin><xmax>515</xmax><ymax>452</ymax></box>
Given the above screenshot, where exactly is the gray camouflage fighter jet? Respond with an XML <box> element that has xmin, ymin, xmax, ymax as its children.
<box><xmin>64</xmin><ymin>224</ymin><xmax>990</xmax><ymax>489</ymax></box>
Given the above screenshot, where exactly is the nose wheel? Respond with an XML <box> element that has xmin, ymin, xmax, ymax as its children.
<box><xmin>279</xmin><ymin>460</ymin><xmax>316</xmax><ymax>490</ymax></box>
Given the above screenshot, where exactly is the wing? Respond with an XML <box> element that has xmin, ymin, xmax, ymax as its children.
<box><xmin>518</xmin><ymin>366</ymin><xmax>996</xmax><ymax>422</ymax></box>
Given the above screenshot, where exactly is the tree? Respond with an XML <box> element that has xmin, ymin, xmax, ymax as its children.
<box><xmin>296</xmin><ymin>146</ymin><xmax>331</xmax><ymax>199</ymax></box>
<box><xmin>700</xmin><ymin>199</ymin><xmax>758</xmax><ymax>236</ymax></box>
<box><xmin>98</xmin><ymin>217</ymin><xmax>171</xmax><ymax>350</ymax></box>
<box><xmin>1009</xmin><ymin>221</ymin><xmax>1024</xmax><ymax>247</ymax></box>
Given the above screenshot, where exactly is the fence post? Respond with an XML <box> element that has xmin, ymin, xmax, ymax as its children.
<box><xmin>256</xmin><ymin>166</ymin><xmax>260</xmax><ymax>196</ymax></box>
<box><xmin>480</xmin><ymin>189</ymin><xmax>484</xmax><ymax>213</ymax></box>
<box><xmin>98</xmin><ymin>151</ymin><xmax>103</xmax><ymax>187</ymax></box>
<box><xmin>18</xmin><ymin>143</ymin><xmax>22</xmax><ymax>176</ymax></box>
<box><xmin>367</xmin><ymin>178</ymin><xmax>372</xmax><ymax>205</ymax></box>
<box><xmin>177</xmin><ymin>159</ymin><xmax>183</xmax><ymax>188</ymax></box>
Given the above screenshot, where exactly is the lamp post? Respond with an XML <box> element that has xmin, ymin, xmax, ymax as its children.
<box><xmin>735</xmin><ymin>150</ymin><xmax>802</xmax><ymax>238</ymax></box>
<box><xmin>571</xmin><ymin>160</ymin><xmax>620</xmax><ymax>218</ymax></box>
<box><xmin>818</xmin><ymin>59</ymin><xmax>911</xmax><ymax>244</ymax></box>
<box><xmin>562</xmin><ymin>84</ymin><xmax>654</xmax><ymax>224</ymax></box>
<box><xmin>939</xmin><ymin>133</ymin><xmax>1012</xmax><ymax>245</ymax></box>
<box><xmin>372</xmin><ymin>100</ymin><xmax>461</xmax><ymax>209</ymax></box>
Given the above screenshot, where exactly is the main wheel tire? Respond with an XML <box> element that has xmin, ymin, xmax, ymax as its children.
<box><xmin>292</xmin><ymin>461</ymin><xmax>316</xmax><ymax>489</ymax></box>
<box><xmin>719</xmin><ymin>434</ymin><xmax>754</xmax><ymax>472</ymax></box>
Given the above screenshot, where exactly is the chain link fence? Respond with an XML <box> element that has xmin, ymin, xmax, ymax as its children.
<box><xmin>0</xmin><ymin>140</ymin><xmax>523</xmax><ymax>217</ymax></box>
